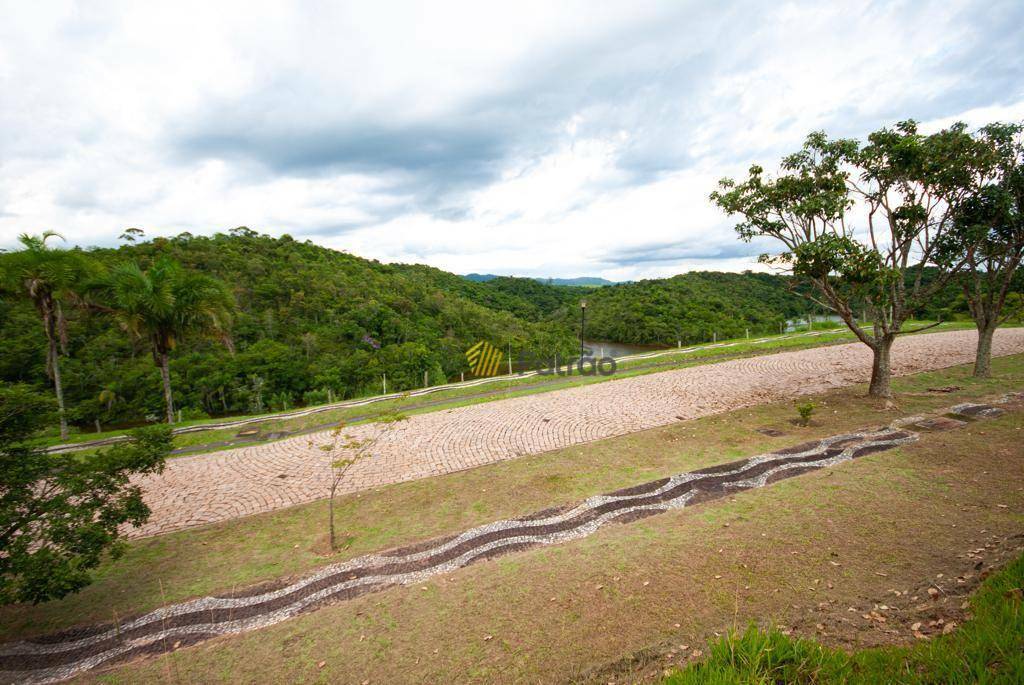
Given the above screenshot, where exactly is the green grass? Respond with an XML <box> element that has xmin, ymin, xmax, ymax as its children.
<box><xmin>38</xmin><ymin>321</ymin><xmax>979</xmax><ymax>457</ymax></box>
<box><xmin>65</xmin><ymin>394</ymin><xmax>1024</xmax><ymax>683</ymax></box>
<box><xmin>665</xmin><ymin>555</ymin><xmax>1024</xmax><ymax>684</ymax></box>
<box><xmin>4</xmin><ymin>352</ymin><xmax>1022</xmax><ymax>643</ymax></box>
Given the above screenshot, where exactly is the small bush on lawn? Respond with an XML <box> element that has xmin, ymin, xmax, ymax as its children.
<box><xmin>796</xmin><ymin>401</ymin><xmax>815</xmax><ymax>426</ymax></box>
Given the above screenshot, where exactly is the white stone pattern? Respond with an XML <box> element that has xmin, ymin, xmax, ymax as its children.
<box><xmin>0</xmin><ymin>427</ymin><xmax>919</xmax><ymax>684</ymax></box>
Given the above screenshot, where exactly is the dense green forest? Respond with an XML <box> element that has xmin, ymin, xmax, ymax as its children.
<box><xmin>0</xmin><ymin>229</ymin><xmax>582</xmax><ymax>430</ymax></box>
<box><xmin>566</xmin><ymin>272</ymin><xmax>807</xmax><ymax>345</ymax></box>
<box><xmin>389</xmin><ymin>264</ymin><xmax>584</xmax><ymax>322</ymax></box>
<box><xmin>0</xmin><ymin>229</ymin><xmax>983</xmax><ymax>433</ymax></box>
<box><xmin>568</xmin><ymin>268</ymin><xmax>999</xmax><ymax>346</ymax></box>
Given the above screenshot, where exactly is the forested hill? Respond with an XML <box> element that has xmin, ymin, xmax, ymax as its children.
<box><xmin>387</xmin><ymin>264</ymin><xmax>583</xmax><ymax>321</ymax></box>
<box><xmin>0</xmin><ymin>228</ymin><xmax>894</xmax><ymax>430</ymax></box>
<box><xmin>570</xmin><ymin>268</ymin><xmax>986</xmax><ymax>345</ymax></box>
<box><xmin>0</xmin><ymin>229</ymin><xmax>580</xmax><ymax>428</ymax></box>
<box><xmin>562</xmin><ymin>272</ymin><xmax>808</xmax><ymax>345</ymax></box>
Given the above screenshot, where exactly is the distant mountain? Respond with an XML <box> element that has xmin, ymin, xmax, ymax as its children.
<box><xmin>463</xmin><ymin>273</ymin><xmax>616</xmax><ymax>287</ymax></box>
<box><xmin>543</xmin><ymin>276</ymin><xmax>617</xmax><ymax>287</ymax></box>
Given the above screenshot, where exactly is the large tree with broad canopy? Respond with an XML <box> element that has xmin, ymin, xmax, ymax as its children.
<box><xmin>711</xmin><ymin>121</ymin><xmax>997</xmax><ymax>397</ymax></box>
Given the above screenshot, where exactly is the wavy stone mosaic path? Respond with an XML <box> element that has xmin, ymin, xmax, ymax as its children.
<box><xmin>128</xmin><ymin>328</ymin><xmax>1024</xmax><ymax>538</ymax></box>
<box><xmin>1</xmin><ymin>426</ymin><xmax>922</xmax><ymax>684</ymax></box>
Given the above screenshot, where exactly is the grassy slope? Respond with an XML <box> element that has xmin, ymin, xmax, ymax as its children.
<box><xmin>665</xmin><ymin>554</ymin><xmax>1024</xmax><ymax>684</ymax></box>
<box><xmin>66</xmin><ymin>378</ymin><xmax>1024</xmax><ymax>684</ymax></box>
<box><xmin>5</xmin><ymin>352</ymin><xmax>1022</xmax><ymax>643</ymax></box>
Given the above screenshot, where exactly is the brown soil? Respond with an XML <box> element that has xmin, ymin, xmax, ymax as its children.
<box><xmin>581</xmin><ymin>533</ymin><xmax>1024</xmax><ymax>683</ymax></box>
<box><xmin>64</xmin><ymin>400</ymin><xmax>1024</xmax><ymax>685</ymax></box>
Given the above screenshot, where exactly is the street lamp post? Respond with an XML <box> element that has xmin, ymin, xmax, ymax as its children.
<box><xmin>579</xmin><ymin>300</ymin><xmax>587</xmax><ymax>364</ymax></box>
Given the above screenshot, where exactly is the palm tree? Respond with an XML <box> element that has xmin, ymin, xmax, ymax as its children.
<box><xmin>97</xmin><ymin>387</ymin><xmax>118</xmax><ymax>412</ymax></box>
<box><xmin>95</xmin><ymin>257</ymin><xmax>234</xmax><ymax>424</ymax></box>
<box><xmin>0</xmin><ymin>232</ymin><xmax>89</xmax><ymax>440</ymax></box>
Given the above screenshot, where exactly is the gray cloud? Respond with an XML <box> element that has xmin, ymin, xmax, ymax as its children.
<box><xmin>177</xmin><ymin>119</ymin><xmax>506</xmax><ymax>180</ymax></box>
<box><xmin>3</xmin><ymin>0</ymin><xmax>1023</xmax><ymax>276</ymax></box>
<box><xmin>165</xmin><ymin>0</ymin><xmax>1024</xmax><ymax>234</ymax></box>
<box><xmin>601</xmin><ymin>237</ymin><xmax>773</xmax><ymax>266</ymax></box>
<box><xmin>163</xmin><ymin>2</ymin><xmax>751</xmax><ymax>221</ymax></box>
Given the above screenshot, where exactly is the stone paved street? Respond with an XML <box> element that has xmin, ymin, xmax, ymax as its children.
<box><xmin>128</xmin><ymin>329</ymin><xmax>1024</xmax><ymax>538</ymax></box>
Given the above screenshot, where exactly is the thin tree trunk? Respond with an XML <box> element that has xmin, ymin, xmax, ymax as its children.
<box><xmin>328</xmin><ymin>480</ymin><xmax>338</xmax><ymax>551</ymax></box>
<box><xmin>867</xmin><ymin>336</ymin><xmax>895</xmax><ymax>399</ymax></box>
<box><xmin>55</xmin><ymin>302</ymin><xmax>69</xmax><ymax>355</ymax></box>
<box><xmin>159</xmin><ymin>352</ymin><xmax>175</xmax><ymax>424</ymax></box>
<box><xmin>49</xmin><ymin>330</ymin><xmax>69</xmax><ymax>440</ymax></box>
<box><xmin>974</xmin><ymin>323</ymin><xmax>996</xmax><ymax>378</ymax></box>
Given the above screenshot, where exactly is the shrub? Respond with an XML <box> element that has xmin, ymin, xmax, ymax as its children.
<box><xmin>796</xmin><ymin>401</ymin><xmax>815</xmax><ymax>426</ymax></box>
<box><xmin>268</xmin><ymin>391</ymin><xmax>293</xmax><ymax>411</ymax></box>
<box><xmin>178</xmin><ymin>407</ymin><xmax>209</xmax><ymax>421</ymax></box>
<box><xmin>0</xmin><ymin>383</ymin><xmax>172</xmax><ymax>603</ymax></box>
<box><xmin>303</xmin><ymin>387</ymin><xmax>330</xmax><ymax>406</ymax></box>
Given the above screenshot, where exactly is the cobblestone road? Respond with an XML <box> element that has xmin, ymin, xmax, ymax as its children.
<box><xmin>128</xmin><ymin>329</ymin><xmax>1024</xmax><ymax>537</ymax></box>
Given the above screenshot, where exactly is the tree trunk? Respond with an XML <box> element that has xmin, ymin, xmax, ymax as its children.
<box><xmin>328</xmin><ymin>476</ymin><xmax>343</xmax><ymax>552</ymax></box>
<box><xmin>328</xmin><ymin>489</ymin><xmax>336</xmax><ymax>551</ymax></box>
<box><xmin>974</xmin><ymin>323</ymin><xmax>996</xmax><ymax>378</ymax></box>
<box><xmin>158</xmin><ymin>352</ymin><xmax>175</xmax><ymax>424</ymax></box>
<box><xmin>868</xmin><ymin>336</ymin><xmax>895</xmax><ymax>398</ymax></box>
<box><xmin>49</xmin><ymin>331</ymin><xmax>69</xmax><ymax>441</ymax></box>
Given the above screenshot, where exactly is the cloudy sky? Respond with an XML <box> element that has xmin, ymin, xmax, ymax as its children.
<box><xmin>2</xmin><ymin>1</ymin><xmax>1023</xmax><ymax>280</ymax></box>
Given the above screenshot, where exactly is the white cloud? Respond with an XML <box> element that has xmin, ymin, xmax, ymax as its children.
<box><xmin>1</xmin><ymin>0</ymin><xmax>1021</xmax><ymax>279</ymax></box>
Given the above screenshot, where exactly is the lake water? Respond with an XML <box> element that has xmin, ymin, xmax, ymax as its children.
<box><xmin>505</xmin><ymin>340</ymin><xmax>666</xmax><ymax>373</ymax></box>
<box><xmin>784</xmin><ymin>315</ymin><xmax>843</xmax><ymax>332</ymax></box>
<box><xmin>583</xmin><ymin>340</ymin><xmax>668</xmax><ymax>359</ymax></box>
